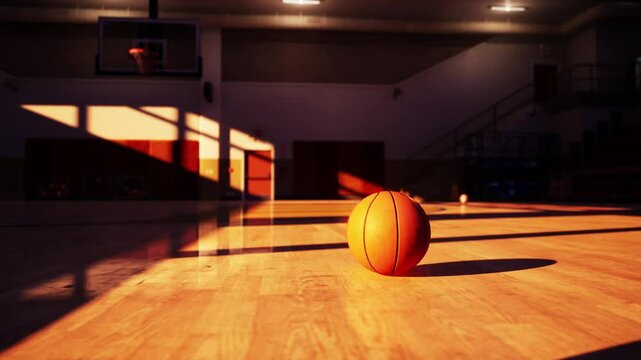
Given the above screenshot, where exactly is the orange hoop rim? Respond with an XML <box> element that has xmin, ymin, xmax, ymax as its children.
<box><xmin>128</xmin><ymin>47</ymin><xmax>146</xmax><ymax>57</ymax></box>
<box><xmin>128</xmin><ymin>47</ymin><xmax>158</xmax><ymax>74</ymax></box>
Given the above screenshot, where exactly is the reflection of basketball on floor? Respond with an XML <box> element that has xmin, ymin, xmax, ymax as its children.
<box><xmin>347</xmin><ymin>191</ymin><xmax>431</xmax><ymax>275</ymax></box>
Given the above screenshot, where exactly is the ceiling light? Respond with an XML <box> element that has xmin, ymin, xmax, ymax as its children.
<box><xmin>283</xmin><ymin>0</ymin><xmax>322</xmax><ymax>5</ymax></box>
<box><xmin>489</xmin><ymin>5</ymin><xmax>527</xmax><ymax>12</ymax></box>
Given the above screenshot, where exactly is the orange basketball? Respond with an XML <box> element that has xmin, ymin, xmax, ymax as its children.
<box><xmin>347</xmin><ymin>191</ymin><xmax>431</xmax><ymax>275</ymax></box>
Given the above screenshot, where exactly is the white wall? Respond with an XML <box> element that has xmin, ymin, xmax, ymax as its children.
<box><xmin>565</xmin><ymin>27</ymin><xmax>597</xmax><ymax>67</ymax></box>
<box><xmin>1</xmin><ymin>71</ymin><xmax>22</xmax><ymax>157</ymax></box>
<box><xmin>5</xmin><ymin>37</ymin><xmax>560</xmax><ymax>163</ymax></box>
<box><xmin>2</xmin><ymin>33</ymin><xmax>561</xmax><ymax>163</ymax></box>
<box><xmin>221</xmin><ymin>82</ymin><xmax>394</xmax><ymax>158</ymax></box>
<box><xmin>2</xmin><ymin>78</ymin><xmax>201</xmax><ymax>158</ymax></box>
<box><xmin>0</xmin><ymin>26</ymin><xmax>223</xmax><ymax>161</ymax></box>
<box><xmin>552</xmin><ymin>107</ymin><xmax>636</xmax><ymax>153</ymax></box>
<box><xmin>4</xmin><ymin>37</ymin><xmax>560</xmax><ymax>163</ymax></box>
<box><xmin>222</xmin><ymin>40</ymin><xmax>543</xmax><ymax>159</ymax></box>
<box><xmin>0</xmin><ymin>71</ymin><xmax>17</xmax><ymax>134</ymax></box>
<box><xmin>596</xmin><ymin>22</ymin><xmax>641</xmax><ymax>64</ymax></box>
<box><xmin>563</xmin><ymin>27</ymin><xmax>597</xmax><ymax>92</ymax></box>
<box><xmin>393</xmin><ymin>41</ymin><xmax>540</xmax><ymax>158</ymax></box>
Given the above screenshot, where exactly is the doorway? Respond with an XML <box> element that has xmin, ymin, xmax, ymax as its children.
<box><xmin>293</xmin><ymin>141</ymin><xmax>384</xmax><ymax>199</ymax></box>
<box><xmin>533</xmin><ymin>63</ymin><xmax>558</xmax><ymax>102</ymax></box>
<box><xmin>244</xmin><ymin>150</ymin><xmax>273</xmax><ymax>200</ymax></box>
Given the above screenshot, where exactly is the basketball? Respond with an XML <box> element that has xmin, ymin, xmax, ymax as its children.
<box><xmin>347</xmin><ymin>191</ymin><xmax>431</xmax><ymax>275</ymax></box>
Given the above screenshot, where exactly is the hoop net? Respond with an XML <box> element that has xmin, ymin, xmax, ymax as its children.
<box><xmin>128</xmin><ymin>47</ymin><xmax>158</xmax><ymax>74</ymax></box>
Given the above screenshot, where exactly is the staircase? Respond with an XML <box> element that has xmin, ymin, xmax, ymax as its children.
<box><xmin>399</xmin><ymin>82</ymin><xmax>556</xmax><ymax>201</ymax></box>
<box><xmin>546</xmin><ymin>63</ymin><xmax>641</xmax><ymax>114</ymax></box>
<box><xmin>407</xmin><ymin>83</ymin><xmax>535</xmax><ymax>161</ymax></box>
<box><xmin>550</xmin><ymin>111</ymin><xmax>641</xmax><ymax>202</ymax></box>
<box><xmin>399</xmin><ymin>62</ymin><xmax>641</xmax><ymax>202</ymax></box>
<box><xmin>547</xmin><ymin>63</ymin><xmax>641</xmax><ymax>202</ymax></box>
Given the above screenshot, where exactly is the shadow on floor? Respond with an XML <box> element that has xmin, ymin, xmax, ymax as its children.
<box><xmin>181</xmin><ymin>225</ymin><xmax>641</xmax><ymax>258</ymax></box>
<box><xmin>242</xmin><ymin>216</ymin><xmax>348</xmax><ymax>226</ymax></box>
<box><xmin>564</xmin><ymin>339</ymin><xmax>641</xmax><ymax>359</ymax></box>
<box><xmin>403</xmin><ymin>258</ymin><xmax>556</xmax><ymax>277</ymax></box>
<box><xmin>175</xmin><ymin>242</ymin><xmax>349</xmax><ymax>258</ymax></box>
<box><xmin>238</xmin><ymin>208</ymin><xmax>641</xmax><ymax>226</ymax></box>
<box><xmin>432</xmin><ymin>226</ymin><xmax>641</xmax><ymax>243</ymax></box>
<box><xmin>0</xmin><ymin>203</ymin><xmax>249</xmax><ymax>351</ymax></box>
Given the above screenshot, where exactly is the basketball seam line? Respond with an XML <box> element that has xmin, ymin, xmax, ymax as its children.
<box><xmin>363</xmin><ymin>192</ymin><xmax>380</xmax><ymax>273</ymax></box>
<box><xmin>390</xmin><ymin>191</ymin><xmax>400</xmax><ymax>275</ymax></box>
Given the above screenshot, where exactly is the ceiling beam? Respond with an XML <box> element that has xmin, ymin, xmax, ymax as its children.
<box><xmin>0</xmin><ymin>2</ymin><xmax>639</xmax><ymax>35</ymax></box>
<box><xmin>201</xmin><ymin>15</ymin><xmax>557</xmax><ymax>35</ymax></box>
<box><xmin>561</xmin><ymin>1</ymin><xmax>641</xmax><ymax>34</ymax></box>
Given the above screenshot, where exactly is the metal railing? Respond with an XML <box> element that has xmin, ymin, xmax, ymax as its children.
<box><xmin>562</xmin><ymin>63</ymin><xmax>639</xmax><ymax>94</ymax></box>
<box><xmin>401</xmin><ymin>62</ymin><xmax>641</xmax><ymax>189</ymax></box>
<box><xmin>463</xmin><ymin>130</ymin><xmax>560</xmax><ymax>162</ymax></box>
<box><xmin>407</xmin><ymin>83</ymin><xmax>534</xmax><ymax>160</ymax></box>
<box><xmin>407</xmin><ymin>62</ymin><xmax>640</xmax><ymax>162</ymax></box>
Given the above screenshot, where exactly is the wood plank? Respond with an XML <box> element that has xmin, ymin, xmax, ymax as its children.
<box><xmin>0</xmin><ymin>201</ymin><xmax>640</xmax><ymax>359</ymax></box>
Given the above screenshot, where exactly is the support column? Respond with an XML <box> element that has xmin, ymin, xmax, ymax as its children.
<box><xmin>199</xmin><ymin>28</ymin><xmax>227</xmax><ymax>200</ymax></box>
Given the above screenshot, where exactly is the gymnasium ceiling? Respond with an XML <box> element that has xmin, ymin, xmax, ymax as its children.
<box><xmin>0</xmin><ymin>0</ymin><xmax>639</xmax><ymax>35</ymax></box>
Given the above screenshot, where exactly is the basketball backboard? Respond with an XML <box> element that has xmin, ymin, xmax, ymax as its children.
<box><xmin>97</xmin><ymin>17</ymin><xmax>201</xmax><ymax>76</ymax></box>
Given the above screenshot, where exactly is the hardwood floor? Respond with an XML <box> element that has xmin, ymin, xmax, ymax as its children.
<box><xmin>1</xmin><ymin>201</ymin><xmax>640</xmax><ymax>359</ymax></box>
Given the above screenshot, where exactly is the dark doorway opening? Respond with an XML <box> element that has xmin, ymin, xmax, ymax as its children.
<box><xmin>245</xmin><ymin>150</ymin><xmax>273</xmax><ymax>200</ymax></box>
<box><xmin>533</xmin><ymin>63</ymin><xmax>558</xmax><ymax>103</ymax></box>
<box><xmin>293</xmin><ymin>141</ymin><xmax>384</xmax><ymax>199</ymax></box>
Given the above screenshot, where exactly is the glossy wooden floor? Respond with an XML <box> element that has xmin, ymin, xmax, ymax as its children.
<box><xmin>1</xmin><ymin>200</ymin><xmax>641</xmax><ymax>359</ymax></box>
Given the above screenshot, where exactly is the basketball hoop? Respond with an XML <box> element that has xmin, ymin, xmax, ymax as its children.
<box><xmin>128</xmin><ymin>47</ymin><xmax>158</xmax><ymax>74</ymax></box>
